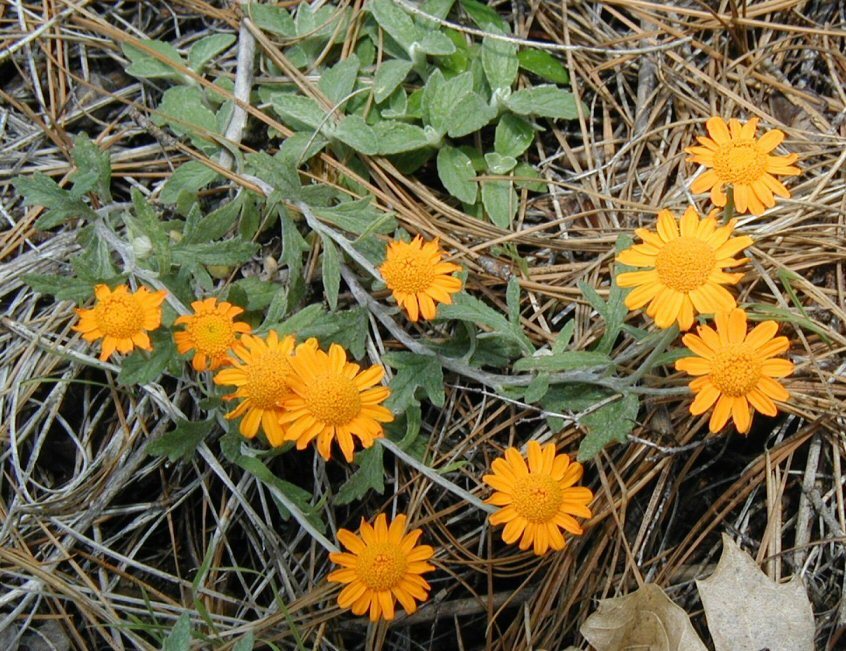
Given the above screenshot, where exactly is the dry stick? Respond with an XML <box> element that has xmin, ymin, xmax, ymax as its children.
<box><xmin>218</xmin><ymin>2</ymin><xmax>256</xmax><ymax>172</ymax></box>
<box><xmin>794</xmin><ymin>433</ymin><xmax>822</xmax><ymax>569</ymax></box>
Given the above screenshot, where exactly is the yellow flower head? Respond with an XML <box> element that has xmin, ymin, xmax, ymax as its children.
<box><xmin>675</xmin><ymin>307</ymin><xmax>794</xmax><ymax>434</ymax></box>
<box><xmin>685</xmin><ymin>117</ymin><xmax>800</xmax><ymax>216</ymax></box>
<box><xmin>379</xmin><ymin>235</ymin><xmax>462</xmax><ymax>322</ymax></box>
<box><xmin>174</xmin><ymin>298</ymin><xmax>251</xmax><ymax>371</ymax></box>
<box><xmin>616</xmin><ymin>207</ymin><xmax>753</xmax><ymax>331</ymax></box>
<box><xmin>213</xmin><ymin>331</ymin><xmax>308</xmax><ymax>446</ymax></box>
<box><xmin>328</xmin><ymin>513</ymin><xmax>435</xmax><ymax>622</ymax></box>
<box><xmin>484</xmin><ymin>441</ymin><xmax>593</xmax><ymax>556</ymax></box>
<box><xmin>279</xmin><ymin>342</ymin><xmax>393</xmax><ymax>462</ymax></box>
<box><xmin>73</xmin><ymin>284</ymin><xmax>167</xmax><ymax>361</ymax></box>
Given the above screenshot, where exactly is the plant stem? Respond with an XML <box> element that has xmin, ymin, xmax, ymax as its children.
<box><xmin>624</xmin><ymin>324</ymin><xmax>679</xmax><ymax>386</ymax></box>
<box><xmin>379</xmin><ymin>438</ymin><xmax>496</xmax><ymax>514</ymax></box>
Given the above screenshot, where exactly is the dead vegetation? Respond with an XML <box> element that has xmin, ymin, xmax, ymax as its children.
<box><xmin>1</xmin><ymin>0</ymin><xmax>845</xmax><ymax>649</ymax></box>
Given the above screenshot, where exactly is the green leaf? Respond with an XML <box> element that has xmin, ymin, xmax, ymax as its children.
<box><xmin>495</xmin><ymin>114</ymin><xmax>535</xmax><ymax>158</ymax></box>
<box><xmin>380</xmin><ymin>87</ymin><xmax>409</xmax><ymax>118</ymax></box>
<box><xmin>447</xmin><ymin>92</ymin><xmax>496</xmax><ymax>138</ymax></box>
<box><xmin>481</xmin><ymin>178</ymin><xmax>518</xmax><ymax>229</ymax></box>
<box><xmin>122</xmin><ymin>39</ymin><xmax>187</xmax><ymax>82</ymax></box>
<box><xmin>72</xmin><ymin>233</ymin><xmax>117</xmax><ymax>282</ymax></box>
<box><xmin>230</xmin><ymin>277</ymin><xmax>281</xmax><ymax>311</ymax></box>
<box><xmin>247</xmin><ymin>3</ymin><xmax>296</xmax><ymax>36</ymax></box>
<box><xmin>277</xmin><ymin>132</ymin><xmax>329</xmax><ymax>164</ymax></box>
<box><xmin>172</xmin><ymin>239</ymin><xmax>259</xmax><ymax>266</ymax></box>
<box><xmin>146</xmin><ymin>419</ymin><xmax>212</xmax><ymax>462</ymax></box>
<box><xmin>233</xmin><ymin>455</ymin><xmax>321</xmax><ymax>528</ymax></box>
<box><xmin>188</xmin><ymin>34</ymin><xmax>236</xmax><ymax>72</ymax></box>
<box><xmin>422</xmin><ymin>0</ymin><xmax>456</xmax><ymax>21</ymax></box>
<box><xmin>373</xmin><ymin>121</ymin><xmax>430</xmax><ymax>154</ymax></box>
<box><xmin>182</xmin><ymin>194</ymin><xmax>241</xmax><ymax>244</ymax></box>
<box><xmin>505</xmin><ymin>85</ymin><xmax>580</xmax><ymax>119</ymax></box>
<box><xmin>484</xmin><ymin>152</ymin><xmax>517</xmax><ymax>174</ymax></box>
<box><xmin>513</xmin><ymin>161</ymin><xmax>546</xmax><ymax>192</ymax></box>
<box><xmin>417</xmin><ymin>31</ymin><xmax>456</xmax><ymax>56</ymax></box>
<box><xmin>524</xmin><ymin>374</ymin><xmax>549</xmax><ymax>403</ymax></box>
<box><xmin>578</xmin><ymin>393</ymin><xmax>639</xmax><ymax>461</ymax></box>
<box><xmin>459</xmin><ymin>0</ymin><xmax>508</xmax><ymax>31</ymax></box>
<box><xmin>245</xmin><ymin>152</ymin><xmax>302</xmax><ymax>203</ymax></box>
<box><xmin>162</xmin><ymin>613</ymin><xmax>192</xmax><ymax>651</ymax></box>
<box><xmin>275</xmin><ymin>306</ymin><xmax>369</xmax><ymax>358</ymax></box>
<box><xmin>425</xmin><ymin>70</ymin><xmax>472</xmax><ymax>135</ymax></box>
<box><xmin>506</xmin><ymin>275</ymin><xmax>521</xmax><ymax>324</ymax></box>
<box><xmin>518</xmin><ymin>49</ymin><xmax>569</xmax><ymax>84</ymax></box>
<box><xmin>370</xmin><ymin>0</ymin><xmax>419</xmax><ymax>50</ymax></box>
<box><xmin>334</xmin><ymin>445</ymin><xmax>385</xmax><ymax>504</ymax></box>
<box><xmin>513</xmin><ymin>350</ymin><xmax>611</xmax><ymax>372</ymax></box>
<box><xmin>270</xmin><ymin>93</ymin><xmax>325</xmax><ymax>130</ymax></box>
<box><xmin>580</xmin><ymin>280</ymin><xmax>628</xmax><ymax>355</ymax></box>
<box><xmin>319</xmin><ymin>54</ymin><xmax>360</xmax><ymax>107</ymax></box>
<box><xmin>155</xmin><ymin>86</ymin><xmax>219</xmax><ymax>151</ymax></box>
<box><xmin>436</xmin><ymin>145</ymin><xmax>477</xmax><ymax>204</ymax></box>
<box><xmin>383</xmin><ymin>351</ymin><xmax>445</xmax><ymax>412</ymax></box>
<box><xmin>439</xmin><ymin>294</ymin><xmax>533</xmax><ymax>353</ymax></box>
<box><xmin>231</xmin><ymin>632</ymin><xmax>255</xmax><ymax>651</ymax></box>
<box><xmin>553</xmin><ymin>320</ymin><xmax>575</xmax><ymax>353</ymax></box>
<box><xmin>23</xmin><ymin>273</ymin><xmax>93</xmax><ymax>302</ymax></box>
<box><xmin>14</xmin><ymin>173</ymin><xmax>95</xmax><ymax>229</ymax></box>
<box><xmin>70</xmin><ymin>133</ymin><xmax>111</xmax><ymax>202</ymax></box>
<box><xmin>117</xmin><ymin>333</ymin><xmax>176</xmax><ymax>386</ymax></box>
<box><xmin>160</xmin><ymin>161</ymin><xmax>220</xmax><ymax>205</ymax></box>
<box><xmin>320</xmin><ymin>235</ymin><xmax>341</xmax><ymax>310</ymax></box>
<box><xmin>313</xmin><ymin>198</ymin><xmax>395</xmax><ymax>235</ymax></box>
<box><xmin>333</xmin><ymin>115</ymin><xmax>379</xmax><ymax>154</ymax></box>
<box><xmin>130</xmin><ymin>188</ymin><xmax>171</xmax><ymax>273</ymax></box>
<box><xmin>374</xmin><ymin>59</ymin><xmax>413</xmax><ymax>103</ymax></box>
<box><xmin>482</xmin><ymin>35</ymin><xmax>518</xmax><ymax>90</ymax></box>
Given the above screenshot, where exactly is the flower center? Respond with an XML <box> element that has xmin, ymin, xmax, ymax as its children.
<box><xmin>655</xmin><ymin>237</ymin><xmax>716</xmax><ymax>293</ymax></box>
<box><xmin>190</xmin><ymin>314</ymin><xmax>235</xmax><ymax>356</ymax></box>
<box><xmin>381</xmin><ymin>252</ymin><xmax>436</xmax><ymax>294</ymax></box>
<box><xmin>95</xmin><ymin>295</ymin><xmax>145</xmax><ymax>338</ymax></box>
<box><xmin>244</xmin><ymin>352</ymin><xmax>290</xmax><ymax>409</ymax></box>
<box><xmin>303</xmin><ymin>373</ymin><xmax>361</xmax><ymax>425</ymax></box>
<box><xmin>356</xmin><ymin>542</ymin><xmax>408</xmax><ymax>591</ymax></box>
<box><xmin>710</xmin><ymin>343</ymin><xmax>763</xmax><ymax>397</ymax></box>
<box><xmin>511</xmin><ymin>473</ymin><xmax>563</xmax><ymax>524</ymax></box>
<box><xmin>713</xmin><ymin>141</ymin><xmax>767</xmax><ymax>184</ymax></box>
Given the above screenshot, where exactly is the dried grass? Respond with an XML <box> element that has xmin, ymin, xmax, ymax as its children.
<box><xmin>1</xmin><ymin>0</ymin><xmax>845</xmax><ymax>649</ymax></box>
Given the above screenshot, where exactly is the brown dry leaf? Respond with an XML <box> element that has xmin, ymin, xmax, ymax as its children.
<box><xmin>697</xmin><ymin>533</ymin><xmax>815</xmax><ymax>651</ymax></box>
<box><xmin>580</xmin><ymin>583</ymin><xmax>707</xmax><ymax>651</ymax></box>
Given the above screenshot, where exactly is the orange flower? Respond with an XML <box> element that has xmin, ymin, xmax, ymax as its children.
<box><xmin>174</xmin><ymin>298</ymin><xmax>251</xmax><ymax>371</ymax></box>
<box><xmin>675</xmin><ymin>308</ymin><xmax>794</xmax><ymax>433</ymax></box>
<box><xmin>379</xmin><ymin>235</ymin><xmax>462</xmax><ymax>322</ymax></box>
<box><xmin>328</xmin><ymin>513</ymin><xmax>435</xmax><ymax>621</ymax></box>
<box><xmin>484</xmin><ymin>441</ymin><xmax>593</xmax><ymax>555</ymax></box>
<box><xmin>73</xmin><ymin>284</ymin><xmax>167</xmax><ymax>361</ymax></box>
<box><xmin>279</xmin><ymin>342</ymin><xmax>393</xmax><ymax>462</ymax></box>
<box><xmin>616</xmin><ymin>208</ymin><xmax>752</xmax><ymax>330</ymax></box>
<box><xmin>213</xmin><ymin>332</ymin><xmax>309</xmax><ymax>446</ymax></box>
<box><xmin>686</xmin><ymin>117</ymin><xmax>799</xmax><ymax>215</ymax></box>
